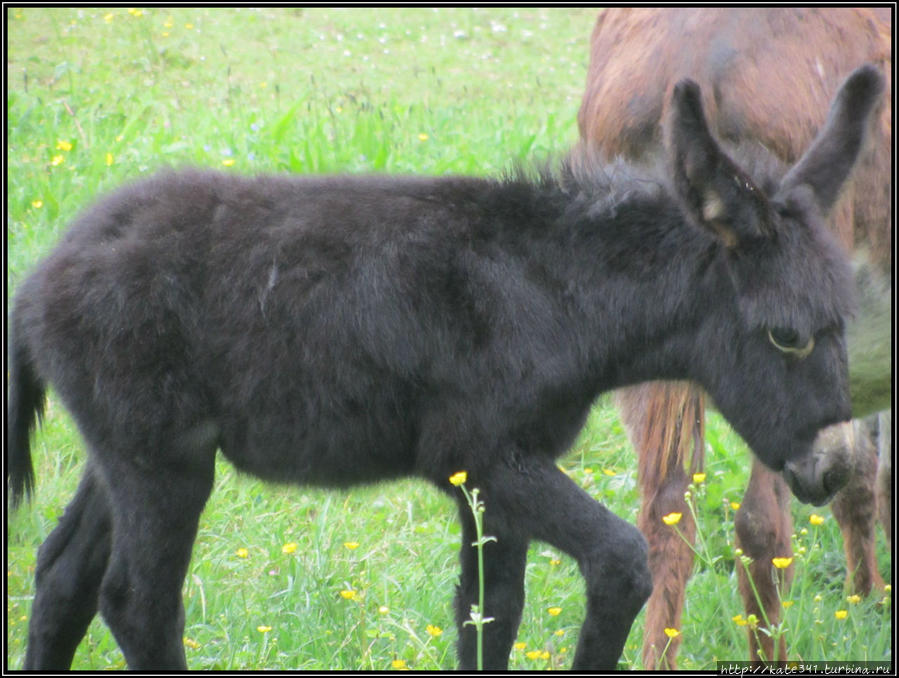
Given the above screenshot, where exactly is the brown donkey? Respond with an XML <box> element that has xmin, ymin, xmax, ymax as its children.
<box><xmin>577</xmin><ymin>7</ymin><xmax>892</xmax><ymax>668</ymax></box>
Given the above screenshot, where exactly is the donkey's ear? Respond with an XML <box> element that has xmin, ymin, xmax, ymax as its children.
<box><xmin>779</xmin><ymin>64</ymin><xmax>884</xmax><ymax>212</ymax></box>
<box><xmin>668</xmin><ymin>79</ymin><xmax>770</xmax><ymax>248</ymax></box>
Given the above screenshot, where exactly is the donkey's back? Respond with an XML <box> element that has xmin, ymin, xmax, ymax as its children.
<box><xmin>10</xmin><ymin>169</ymin><xmax>540</xmax><ymax>488</ymax></box>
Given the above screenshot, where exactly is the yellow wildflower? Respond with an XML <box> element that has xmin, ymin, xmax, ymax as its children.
<box><xmin>730</xmin><ymin>501</ymin><xmax>741</xmax><ymax>511</ymax></box>
<box><xmin>554</xmin><ymin>629</ymin><xmax>564</xmax><ymax>636</ymax></box>
<box><xmin>692</xmin><ymin>472</ymin><xmax>706</xmax><ymax>483</ymax></box>
<box><xmin>547</xmin><ymin>606</ymin><xmax>562</xmax><ymax>616</ymax></box>
<box><xmin>662</xmin><ymin>512</ymin><xmax>682</xmax><ymax>526</ymax></box>
<box><xmin>448</xmin><ymin>471</ymin><xmax>467</xmax><ymax>486</ymax></box>
<box><xmin>603</xmin><ymin>468</ymin><xmax>616</xmax><ymax>476</ymax></box>
<box><xmin>426</xmin><ymin>624</ymin><xmax>443</xmax><ymax>637</ymax></box>
<box><xmin>185</xmin><ymin>22</ymin><xmax>194</xmax><ymax>29</ymax></box>
<box><xmin>104</xmin><ymin>13</ymin><xmax>114</xmax><ymax>23</ymax></box>
<box><xmin>56</xmin><ymin>140</ymin><xmax>73</xmax><ymax>151</ymax></box>
<box><xmin>340</xmin><ymin>589</ymin><xmax>358</xmax><ymax>601</ymax></box>
<box><xmin>391</xmin><ymin>658</ymin><xmax>407</xmax><ymax>669</ymax></box>
<box><xmin>222</xmin><ymin>158</ymin><xmax>236</xmax><ymax>167</ymax></box>
<box><xmin>235</xmin><ymin>547</ymin><xmax>249</xmax><ymax>558</ymax></box>
<box><xmin>771</xmin><ymin>557</ymin><xmax>793</xmax><ymax>569</ymax></box>
<box><xmin>418</xmin><ymin>133</ymin><xmax>429</xmax><ymax>141</ymax></box>
<box><xmin>732</xmin><ymin>614</ymin><xmax>747</xmax><ymax>626</ymax></box>
<box><xmin>540</xmin><ymin>651</ymin><xmax>550</xmax><ymax>660</ymax></box>
<box><xmin>343</xmin><ymin>541</ymin><xmax>360</xmax><ymax>550</ymax></box>
<box><xmin>664</xmin><ymin>627</ymin><xmax>679</xmax><ymax>638</ymax></box>
<box><xmin>31</xmin><ymin>200</ymin><xmax>43</xmax><ymax>209</ymax></box>
<box><xmin>183</xmin><ymin>637</ymin><xmax>200</xmax><ymax>649</ymax></box>
<box><xmin>549</xmin><ymin>558</ymin><xmax>561</xmax><ymax>566</ymax></box>
<box><xmin>51</xmin><ymin>155</ymin><xmax>65</xmax><ymax>166</ymax></box>
<box><xmin>834</xmin><ymin>609</ymin><xmax>848</xmax><ymax>620</ymax></box>
<box><xmin>513</xmin><ymin>641</ymin><xmax>527</xmax><ymax>650</ymax></box>
<box><xmin>106</xmin><ymin>152</ymin><xmax>114</xmax><ymax>166</ymax></box>
<box><xmin>809</xmin><ymin>514</ymin><xmax>825</xmax><ymax>526</ymax></box>
<box><xmin>163</xmin><ymin>17</ymin><xmax>174</xmax><ymax>28</ymax></box>
<box><xmin>525</xmin><ymin>650</ymin><xmax>542</xmax><ymax>660</ymax></box>
<box><xmin>782</xmin><ymin>600</ymin><xmax>794</xmax><ymax>609</ymax></box>
<box><xmin>282</xmin><ymin>542</ymin><xmax>298</xmax><ymax>554</ymax></box>
<box><xmin>127</xmin><ymin>8</ymin><xmax>143</xmax><ymax>17</ymax></box>
<box><xmin>847</xmin><ymin>594</ymin><xmax>861</xmax><ymax>604</ymax></box>
<box><xmin>257</xmin><ymin>625</ymin><xmax>272</xmax><ymax>633</ymax></box>
<box><xmin>378</xmin><ymin>605</ymin><xmax>390</xmax><ymax>615</ymax></box>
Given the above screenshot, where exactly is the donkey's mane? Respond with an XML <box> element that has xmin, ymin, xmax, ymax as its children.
<box><xmin>497</xmin><ymin>137</ymin><xmax>790</xmax><ymax>240</ymax></box>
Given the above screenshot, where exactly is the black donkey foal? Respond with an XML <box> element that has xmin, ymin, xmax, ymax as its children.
<box><xmin>8</xmin><ymin>65</ymin><xmax>883</xmax><ymax>669</ymax></box>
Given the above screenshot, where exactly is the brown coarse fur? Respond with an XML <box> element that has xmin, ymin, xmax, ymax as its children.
<box><xmin>579</xmin><ymin>7</ymin><xmax>891</xmax><ymax>270</ymax></box>
<box><xmin>734</xmin><ymin>461</ymin><xmax>794</xmax><ymax>663</ymax></box>
<box><xmin>578</xmin><ymin>7</ymin><xmax>892</xmax><ymax>668</ymax></box>
<box><xmin>616</xmin><ymin>383</ymin><xmax>703</xmax><ymax>669</ymax></box>
<box><xmin>830</xmin><ymin>420</ymin><xmax>887</xmax><ymax>596</ymax></box>
<box><xmin>874</xmin><ymin>413</ymin><xmax>892</xmax><ymax>544</ymax></box>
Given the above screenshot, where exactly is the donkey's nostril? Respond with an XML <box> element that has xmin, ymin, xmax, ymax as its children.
<box><xmin>783</xmin><ymin>463</ymin><xmax>813</xmax><ymax>505</ymax></box>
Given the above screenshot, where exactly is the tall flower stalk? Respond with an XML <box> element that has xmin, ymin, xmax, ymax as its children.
<box><xmin>450</xmin><ymin>471</ymin><xmax>496</xmax><ymax>670</ymax></box>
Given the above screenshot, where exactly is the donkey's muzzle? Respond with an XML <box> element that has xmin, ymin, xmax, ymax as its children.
<box><xmin>782</xmin><ymin>421</ymin><xmax>855</xmax><ymax>505</ymax></box>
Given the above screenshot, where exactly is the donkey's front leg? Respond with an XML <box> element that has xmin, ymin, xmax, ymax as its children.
<box><xmin>455</xmin><ymin>454</ymin><xmax>652</xmax><ymax>670</ymax></box>
<box><xmin>452</xmin><ymin>494</ymin><xmax>529</xmax><ymax>670</ymax></box>
<box><xmin>830</xmin><ymin>419</ymin><xmax>885</xmax><ymax>596</ymax></box>
<box><xmin>561</xmin><ymin>484</ymin><xmax>652</xmax><ymax>668</ymax></box>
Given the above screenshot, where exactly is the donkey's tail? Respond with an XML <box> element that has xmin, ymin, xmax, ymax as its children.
<box><xmin>7</xmin><ymin>310</ymin><xmax>46</xmax><ymax>509</ymax></box>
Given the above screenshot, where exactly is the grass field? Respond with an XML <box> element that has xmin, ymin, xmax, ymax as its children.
<box><xmin>6</xmin><ymin>7</ymin><xmax>892</xmax><ymax>671</ymax></box>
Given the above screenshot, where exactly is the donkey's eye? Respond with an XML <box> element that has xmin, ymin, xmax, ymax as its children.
<box><xmin>768</xmin><ymin>327</ymin><xmax>814</xmax><ymax>358</ymax></box>
<box><xmin>769</xmin><ymin>327</ymin><xmax>799</xmax><ymax>347</ymax></box>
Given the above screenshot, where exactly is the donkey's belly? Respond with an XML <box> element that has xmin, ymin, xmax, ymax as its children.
<box><xmin>216</xmin><ymin>406</ymin><xmax>418</xmax><ymax>488</ymax></box>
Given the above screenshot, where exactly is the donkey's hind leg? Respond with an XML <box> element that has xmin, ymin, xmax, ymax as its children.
<box><xmin>451</xmin><ymin>453</ymin><xmax>652</xmax><ymax>670</ymax></box>
<box><xmin>24</xmin><ymin>464</ymin><xmax>112</xmax><ymax>670</ymax></box>
<box><xmin>95</xmin><ymin>424</ymin><xmax>218</xmax><ymax>670</ymax></box>
<box><xmin>636</xmin><ymin>470</ymin><xmax>694</xmax><ymax>670</ymax></box>
<box><xmin>616</xmin><ymin>382</ymin><xmax>704</xmax><ymax>669</ymax></box>
<box><xmin>734</xmin><ymin>460</ymin><xmax>793</xmax><ymax>663</ymax></box>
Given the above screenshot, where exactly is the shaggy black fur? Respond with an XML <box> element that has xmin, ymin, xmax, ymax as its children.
<box><xmin>7</xmin><ymin>65</ymin><xmax>882</xmax><ymax>670</ymax></box>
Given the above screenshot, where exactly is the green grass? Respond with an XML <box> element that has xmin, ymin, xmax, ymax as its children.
<box><xmin>6</xmin><ymin>7</ymin><xmax>892</xmax><ymax>671</ymax></box>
